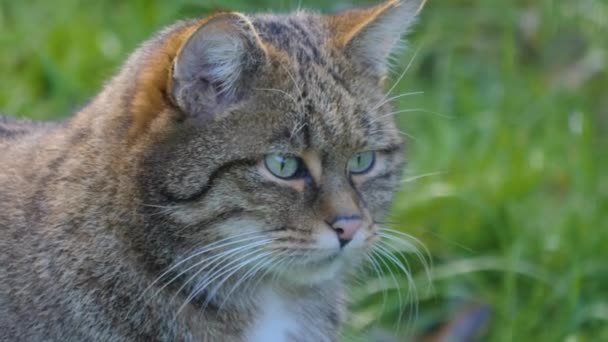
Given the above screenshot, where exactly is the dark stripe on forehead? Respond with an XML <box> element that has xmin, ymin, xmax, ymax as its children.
<box><xmin>326</xmin><ymin>66</ymin><xmax>349</xmax><ymax>92</ymax></box>
<box><xmin>253</xmin><ymin>15</ymin><xmax>327</xmax><ymax>67</ymax></box>
<box><xmin>286</xmin><ymin>18</ymin><xmax>324</xmax><ymax>65</ymax></box>
<box><xmin>301</xmin><ymin>121</ymin><xmax>311</xmax><ymax>149</ymax></box>
<box><xmin>355</xmin><ymin>104</ymin><xmax>373</xmax><ymax>138</ymax></box>
<box><xmin>255</xmin><ymin>20</ymin><xmax>293</xmax><ymax>50</ymax></box>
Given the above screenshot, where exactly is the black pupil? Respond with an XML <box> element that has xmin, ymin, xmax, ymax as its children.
<box><xmin>267</xmin><ymin>155</ymin><xmax>309</xmax><ymax>180</ymax></box>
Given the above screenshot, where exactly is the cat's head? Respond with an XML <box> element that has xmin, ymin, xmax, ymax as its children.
<box><xmin>132</xmin><ymin>0</ymin><xmax>424</xmax><ymax>286</ymax></box>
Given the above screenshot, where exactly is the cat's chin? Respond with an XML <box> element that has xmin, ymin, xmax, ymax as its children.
<box><xmin>280</xmin><ymin>262</ymin><xmax>343</xmax><ymax>286</ymax></box>
<box><xmin>273</xmin><ymin>253</ymin><xmax>358</xmax><ymax>286</ymax></box>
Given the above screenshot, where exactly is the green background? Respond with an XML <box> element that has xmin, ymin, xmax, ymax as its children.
<box><xmin>1</xmin><ymin>0</ymin><xmax>606</xmax><ymax>340</ymax></box>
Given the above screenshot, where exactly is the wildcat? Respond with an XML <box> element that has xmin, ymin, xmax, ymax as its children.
<box><xmin>0</xmin><ymin>0</ymin><xmax>425</xmax><ymax>341</ymax></box>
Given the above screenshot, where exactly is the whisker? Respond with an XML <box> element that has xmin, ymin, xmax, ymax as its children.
<box><xmin>400</xmin><ymin>171</ymin><xmax>446</xmax><ymax>184</ymax></box>
<box><xmin>280</xmin><ymin>63</ymin><xmax>302</xmax><ymax>98</ymax></box>
<box><xmin>383</xmin><ymin>217</ymin><xmax>474</xmax><ymax>254</ymax></box>
<box><xmin>379</xmin><ymin>227</ymin><xmax>430</xmax><ymax>253</ymax></box>
<box><xmin>366</xmin><ymin>253</ymin><xmax>389</xmax><ymax>318</ymax></box>
<box><xmin>171</xmin><ymin>239</ymin><xmax>274</xmax><ymax>308</ymax></box>
<box><xmin>385</xmin><ymin>47</ymin><xmax>421</xmax><ymax>98</ymax></box>
<box><xmin>215</xmin><ymin>251</ymin><xmax>283</xmax><ymax>311</ymax></box>
<box><xmin>375</xmin><ymin>107</ymin><xmax>425</xmax><ymax>119</ymax></box>
<box><xmin>140</xmin><ymin>203</ymin><xmax>174</xmax><ymax>209</ymax></box>
<box><xmin>249</xmin><ymin>250</ymin><xmax>290</xmax><ymax>291</ymax></box>
<box><xmin>348</xmin><ymin>270</ymin><xmax>368</xmax><ymax>289</ymax></box>
<box><xmin>367</xmin><ymin>124</ymin><xmax>420</xmax><ymax>143</ymax></box>
<box><xmin>369</xmin><ymin>108</ymin><xmax>453</xmax><ymax>128</ymax></box>
<box><xmin>406</xmin><ymin>108</ymin><xmax>454</xmax><ymax>119</ymax></box>
<box><xmin>201</xmin><ymin>251</ymin><xmax>274</xmax><ymax>312</ymax></box>
<box><xmin>139</xmin><ymin>203</ymin><xmax>179</xmax><ymax>217</ymax></box>
<box><xmin>175</xmin><ymin>247</ymin><xmax>263</xmax><ymax>317</ymax></box>
<box><xmin>129</xmin><ymin>231</ymin><xmax>267</xmax><ymax>314</ymax></box>
<box><xmin>243</xmin><ymin>252</ymin><xmax>280</xmax><ymax>288</ymax></box>
<box><xmin>371</xmin><ymin>247</ymin><xmax>405</xmax><ymax>331</ymax></box>
<box><xmin>181</xmin><ymin>248</ymin><xmax>273</xmax><ymax>315</ymax></box>
<box><xmin>381</xmin><ymin>239</ymin><xmax>421</xmax><ymax>339</ymax></box>
<box><xmin>378</xmin><ymin>233</ymin><xmax>432</xmax><ymax>293</ymax></box>
<box><xmin>370</xmin><ymin>91</ymin><xmax>424</xmax><ymax>112</ymax></box>
<box><xmin>269</xmin><ymin>252</ymin><xmax>293</xmax><ymax>285</ymax></box>
<box><xmin>378</xmin><ymin>227</ymin><xmax>432</xmax><ymax>272</ymax></box>
<box><xmin>290</xmin><ymin>121</ymin><xmax>307</xmax><ymax>140</ymax></box>
<box><xmin>373</xmin><ymin>242</ymin><xmax>417</xmax><ymax>335</ymax></box>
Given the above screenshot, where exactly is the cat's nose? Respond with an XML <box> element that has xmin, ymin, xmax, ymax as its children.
<box><xmin>329</xmin><ymin>215</ymin><xmax>363</xmax><ymax>248</ymax></box>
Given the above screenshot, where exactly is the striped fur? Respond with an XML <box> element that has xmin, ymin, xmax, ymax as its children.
<box><xmin>0</xmin><ymin>1</ymin><xmax>423</xmax><ymax>341</ymax></box>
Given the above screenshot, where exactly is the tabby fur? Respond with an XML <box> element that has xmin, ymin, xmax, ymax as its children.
<box><xmin>0</xmin><ymin>1</ymin><xmax>424</xmax><ymax>341</ymax></box>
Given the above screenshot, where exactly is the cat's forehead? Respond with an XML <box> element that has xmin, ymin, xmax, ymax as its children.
<box><xmin>245</xmin><ymin>13</ymin><xmax>398</xmax><ymax>152</ymax></box>
<box><xmin>239</xmin><ymin>87</ymin><xmax>399</xmax><ymax>159</ymax></box>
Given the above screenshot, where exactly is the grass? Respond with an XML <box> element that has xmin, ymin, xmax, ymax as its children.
<box><xmin>1</xmin><ymin>0</ymin><xmax>607</xmax><ymax>340</ymax></box>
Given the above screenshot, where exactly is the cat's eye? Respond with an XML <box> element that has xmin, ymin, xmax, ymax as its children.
<box><xmin>348</xmin><ymin>151</ymin><xmax>375</xmax><ymax>175</ymax></box>
<box><xmin>264</xmin><ymin>154</ymin><xmax>301</xmax><ymax>179</ymax></box>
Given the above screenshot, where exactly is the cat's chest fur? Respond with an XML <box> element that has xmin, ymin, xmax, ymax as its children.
<box><xmin>246</xmin><ymin>288</ymin><xmax>302</xmax><ymax>342</ymax></box>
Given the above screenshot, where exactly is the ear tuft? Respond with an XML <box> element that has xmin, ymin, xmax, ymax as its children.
<box><xmin>171</xmin><ymin>13</ymin><xmax>267</xmax><ymax>121</ymax></box>
<box><xmin>328</xmin><ymin>0</ymin><xmax>425</xmax><ymax>75</ymax></box>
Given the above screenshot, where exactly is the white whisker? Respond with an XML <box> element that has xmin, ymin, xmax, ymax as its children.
<box><xmin>140</xmin><ymin>203</ymin><xmax>174</xmax><ymax>209</ymax></box>
<box><xmin>180</xmin><ymin>248</ymin><xmax>272</xmax><ymax>315</ymax></box>
<box><xmin>172</xmin><ymin>239</ymin><xmax>274</xmax><ymax>308</ymax></box>
<box><xmin>281</xmin><ymin>63</ymin><xmax>302</xmax><ymax>97</ymax></box>
<box><xmin>176</xmin><ymin>235</ymin><xmax>276</xmax><ymax>312</ymax></box>
<box><xmin>249</xmin><ymin>250</ymin><xmax>290</xmax><ymax>291</ymax></box>
<box><xmin>371</xmin><ymin>247</ymin><xmax>405</xmax><ymax>330</ymax></box>
<box><xmin>373</xmin><ymin>242</ymin><xmax>417</xmax><ymax>334</ymax></box>
<box><xmin>370</xmin><ymin>91</ymin><xmax>424</xmax><ymax>112</ymax></box>
<box><xmin>379</xmin><ymin>227</ymin><xmax>432</xmax><ymax>272</ymax></box>
<box><xmin>128</xmin><ymin>231</ymin><xmax>267</xmax><ymax>315</ymax></box>
<box><xmin>366</xmin><ymin>124</ymin><xmax>419</xmax><ymax>143</ymax></box>
<box><xmin>369</xmin><ymin>108</ymin><xmax>453</xmax><ymax>128</ymax></box>
<box><xmin>215</xmin><ymin>251</ymin><xmax>282</xmax><ymax>311</ymax></box>
<box><xmin>366</xmin><ymin>253</ymin><xmax>389</xmax><ymax>317</ymax></box>
<box><xmin>385</xmin><ymin>47</ymin><xmax>421</xmax><ymax>98</ymax></box>
<box><xmin>400</xmin><ymin>171</ymin><xmax>446</xmax><ymax>184</ymax></box>
<box><xmin>208</xmin><ymin>253</ymin><xmax>273</xmax><ymax>310</ymax></box>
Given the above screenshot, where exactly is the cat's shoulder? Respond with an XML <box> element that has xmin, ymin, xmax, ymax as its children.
<box><xmin>0</xmin><ymin>114</ymin><xmax>58</xmax><ymax>141</ymax></box>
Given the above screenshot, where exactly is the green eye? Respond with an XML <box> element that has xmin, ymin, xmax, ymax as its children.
<box><xmin>348</xmin><ymin>151</ymin><xmax>375</xmax><ymax>175</ymax></box>
<box><xmin>264</xmin><ymin>154</ymin><xmax>301</xmax><ymax>179</ymax></box>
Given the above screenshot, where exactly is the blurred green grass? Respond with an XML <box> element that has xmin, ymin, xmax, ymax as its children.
<box><xmin>1</xmin><ymin>0</ymin><xmax>607</xmax><ymax>340</ymax></box>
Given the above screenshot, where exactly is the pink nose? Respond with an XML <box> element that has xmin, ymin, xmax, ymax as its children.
<box><xmin>330</xmin><ymin>216</ymin><xmax>363</xmax><ymax>247</ymax></box>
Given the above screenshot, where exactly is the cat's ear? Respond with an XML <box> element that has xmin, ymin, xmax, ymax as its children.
<box><xmin>170</xmin><ymin>13</ymin><xmax>267</xmax><ymax>121</ymax></box>
<box><xmin>328</xmin><ymin>0</ymin><xmax>425</xmax><ymax>75</ymax></box>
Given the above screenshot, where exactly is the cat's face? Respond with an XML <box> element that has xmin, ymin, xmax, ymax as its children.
<box><xmin>138</xmin><ymin>1</ymin><xmax>421</xmax><ymax>286</ymax></box>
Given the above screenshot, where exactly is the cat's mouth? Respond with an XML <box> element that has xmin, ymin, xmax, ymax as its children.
<box><xmin>272</xmin><ymin>245</ymin><xmax>369</xmax><ymax>285</ymax></box>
